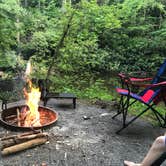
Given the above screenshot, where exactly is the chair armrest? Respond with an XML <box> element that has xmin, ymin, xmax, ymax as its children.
<box><xmin>117</xmin><ymin>73</ymin><xmax>138</xmax><ymax>93</ymax></box>
<box><xmin>118</xmin><ymin>73</ymin><xmax>152</xmax><ymax>82</ymax></box>
<box><xmin>131</xmin><ymin>81</ymin><xmax>166</xmax><ymax>88</ymax></box>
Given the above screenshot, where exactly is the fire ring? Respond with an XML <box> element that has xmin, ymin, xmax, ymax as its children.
<box><xmin>0</xmin><ymin>105</ymin><xmax>58</xmax><ymax>130</ymax></box>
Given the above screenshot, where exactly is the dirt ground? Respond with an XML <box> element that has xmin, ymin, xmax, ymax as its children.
<box><xmin>0</xmin><ymin>99</ymin><xmax>165</xmax><ymax>166</ymax></box>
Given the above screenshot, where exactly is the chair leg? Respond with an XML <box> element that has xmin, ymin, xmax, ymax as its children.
<box><xmin>116</xmin><ymin>106</ymin><xmax>150</xmax><ymax>134</ymax></box>
<box><xmin>116</xmin><ymin>102</ymin><xmax>166</xmax><ymax>134</ymax></box>
<box><xmin>112</xmin><ymin>95</ymin><xmax>137</xmax><ymax>119</ymax></box>
<box><xmin>113</xmin><ymin>95</ymin><xmax>130</xmax><ymax>134</ymax></box>
<box><xmin>44</xmin><ymin>98</ymin><xmax>48</xmax><ymax>106</ymax></box>
<box><xmin>73</xmin><ymin>98</ymin><xmax>76</xmax><ymax>109</ymax></box>
<box><xmin>112</xmin><ymin>96</ymin><xmax>123</xmax><ymax>119</ymax></box>
<box><xmin>112</xmin><ymin>95</ymin><xmax>128</xmax><ymax>119</ymax></box>
<box><xmin>2</xmin><ymin>100</ymin><xmax>7</xmax><ymax>110</ymax></box>
<box><xmin>116</xmin><ymin>95</ymin><xmax>154</xmax><ymax>134</ymax></box>
<box><xmin>151</xmin><ymin>106</ymin><xmax>166</xmax><ymax>127</ymax></box>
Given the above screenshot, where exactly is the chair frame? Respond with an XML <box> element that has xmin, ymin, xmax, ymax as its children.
<box><xmin>113</xmin><ymin>73</ymin><xmax>166</xmax><ymax>134</ymax></box>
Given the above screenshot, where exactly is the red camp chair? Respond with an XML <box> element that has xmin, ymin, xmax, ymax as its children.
<box><xmin>113</xmin><ymin>59</ymin><xmax>166</xmax><ymax>133</ymax></box>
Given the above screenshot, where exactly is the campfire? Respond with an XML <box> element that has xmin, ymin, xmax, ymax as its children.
<box><xmin>22</xmin><ymin>78</ymin><xmax>42</xmax><ymax>127</ymax></box>
<box><xmin>0</xmin><ymin>61</ymin><xmax>58</xmax><ymax>130</ymax></box>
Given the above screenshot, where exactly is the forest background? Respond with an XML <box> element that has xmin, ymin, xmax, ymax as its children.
<box><xmin>0</xmin><ymin>0</ymin><xmax>166</xmax><ymax>104</ymax></box>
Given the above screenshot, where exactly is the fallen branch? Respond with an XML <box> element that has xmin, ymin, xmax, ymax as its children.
<box><xmin>46</xmin><ymin>11</ymin><xmax>75</xmax><ymax>80</ymax></box>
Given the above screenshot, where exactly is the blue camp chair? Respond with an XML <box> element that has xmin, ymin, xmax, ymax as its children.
<box><xmin>113</xmin><ymin>59</ymin><xmax>166</xmax><ymax>133</ymax></box>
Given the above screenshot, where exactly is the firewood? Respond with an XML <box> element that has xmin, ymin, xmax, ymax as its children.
<box><xmin>1</xmin><ymin>132</ymin><xmax>48</xmax><ymax>149</ymax></box>
<box><xmin>1</xmin><ymin>137</ymin><xmax>48</xmax><ymax>156</ymax></box>
<box><xmin>5</xmin><ymin>115</ymin><xmax>17</xmax><ymax>121</ymax></box>
<box><xmin>1</xmin><ymin>139</ymin><xmax>17</xmax><ymax>150</ymax></box>
<box><xmin>19</xmin><ymin>130</ymin><xmax>41</xmax><ymax>137</ymax></box>
<box><xmin>1</xmin><ymin>130</ymin><xmax>41</xmax><ymax>141</ymax></box>
<box><xmin>1</xmin><ymin>135</ymin><xmax>16</xmax><ymax>141</ymax></box>
<box><xmin>17</xmin><ymin>132</ymin><xmax>48</xmax><ymax>140</ymax></box>
<box><xmin>9</xmin><ymin>119</ymin><xmax>18</xmax><ymax>125</ymax></box>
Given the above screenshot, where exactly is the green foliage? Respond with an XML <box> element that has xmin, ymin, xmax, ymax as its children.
<box><xmin>0</xmin><ymin>0</ymin><xmax>166</xmax><ymax>108</ymax></box>
<box><xmin>81</xmin><ymin>79</ymin><xmax>113</xmax><ymax>100</ymax></box>
<box><xmin>0</xmin><ymin>51</ymin><xmax>17</xmax><ymax>68</ymax></box>
<box><xmin>100</xmin><ymin>0</ymin><xmax>166</xmax><ymax>72</ymax></box>
<box><xmin>0</xmin><ymin>0</ymin><xmax>26</xmax><ymax>46</ymax></box>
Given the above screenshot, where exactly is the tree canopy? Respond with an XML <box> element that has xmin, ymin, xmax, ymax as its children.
<box><xmin>0</xmin><ymin>0</ymin><xmax>165</xmax><ymax>77</ymax></box>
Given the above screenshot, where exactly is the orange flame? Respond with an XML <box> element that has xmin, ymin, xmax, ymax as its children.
<box><xmin>23</xmin><ymin>61</ymin><xmax>41</xmax><ymax>127</ymax></box>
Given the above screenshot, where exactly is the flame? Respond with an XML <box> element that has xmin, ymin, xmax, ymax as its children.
<box><xmin>22</xmin><ymin>61</ymin><xmax>41</xmax><ymax>127</ymax></box>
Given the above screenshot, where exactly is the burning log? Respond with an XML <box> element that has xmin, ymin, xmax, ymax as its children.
<box><xmin>1</xmin><ymin>131</ymin><xmax>48</xmax><ymax>155</ymax></box>
<box><xmin>17</xmin><ymin>108</ymin><xmax>20</xmax><ymax>127</ymax></box>
<box><xmin>5</xmin><ymin>115</ymin><xmax>17</xmax><ymax>121</ymax></box>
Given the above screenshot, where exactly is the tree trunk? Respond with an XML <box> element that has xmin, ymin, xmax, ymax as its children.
<box><xmin>46</xmin><ymin>12</ymin><xmax>75</xmax><ymax>80</ymax></box>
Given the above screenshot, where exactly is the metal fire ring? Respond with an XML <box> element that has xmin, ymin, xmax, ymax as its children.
<box><xmin>0</xmin><ymin>105</ymin><xmax>58</xmax><ymax>130</ymax></box>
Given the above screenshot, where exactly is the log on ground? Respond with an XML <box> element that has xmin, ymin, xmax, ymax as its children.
<box><xmin>1</xmin><ymin>137</ymin><xmax>48</xmax><ymax>156</ymax></box>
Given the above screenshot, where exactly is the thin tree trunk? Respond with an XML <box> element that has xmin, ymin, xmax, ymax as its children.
<box><xmin>24</xmin><ymin>0</ymin><xmax>28</xmax><ymax>7</ymax></box>
<box><xmin>62</xmin><ymin>0</ymin><xmax>66</xmax><ymax>8</ymax></box>
<box><xmin>46</xmin><ymin>12</ymin><xmax>75</xmax><ymax>80</ymax></box>
<box><xmin>16</xmin><ymin>18</ymin><xmax>21</xmax><ymax>56</ymax></box>
<box><xmin>16</xmin><ymin>0</ymin><xmax>21</xmax><ymax>57</ymax></box>
<box><xmin>38</xmin><ymin>0</ymin><xmax>41</xmax><ymax>9</ymax></box>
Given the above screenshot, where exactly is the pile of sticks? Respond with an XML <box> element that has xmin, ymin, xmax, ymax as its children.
<box><xmin>1</xmin><ymin>130</ymin><xmax>48</xmax><ymax>156</ymax></box>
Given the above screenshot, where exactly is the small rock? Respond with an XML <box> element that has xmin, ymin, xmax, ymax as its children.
<box><xmin>41</xmin><ymin>162</ymin><xmax>47</xmax><ymax>166</ymax></box>
<box><xmin>83</xmin><ymin>116</ymin><xmax>91</xmax><ymax>120</ymax></box>
<box><xmin>100</xmin><ymin>113</ymin><xmax>111</xmax><ymax>117</ymax></box>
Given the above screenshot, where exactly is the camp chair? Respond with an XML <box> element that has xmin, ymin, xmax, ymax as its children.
<box><xmin>113</xmin><ymin>59</ymin><xmax>166</xmax><ymax>133</ymax></box>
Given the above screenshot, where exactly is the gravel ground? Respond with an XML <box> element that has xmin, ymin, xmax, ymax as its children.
<box><xmin>0</xmin><ymin>99</ymin><xmax>165</xmax><ymax>166</ymax></box>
